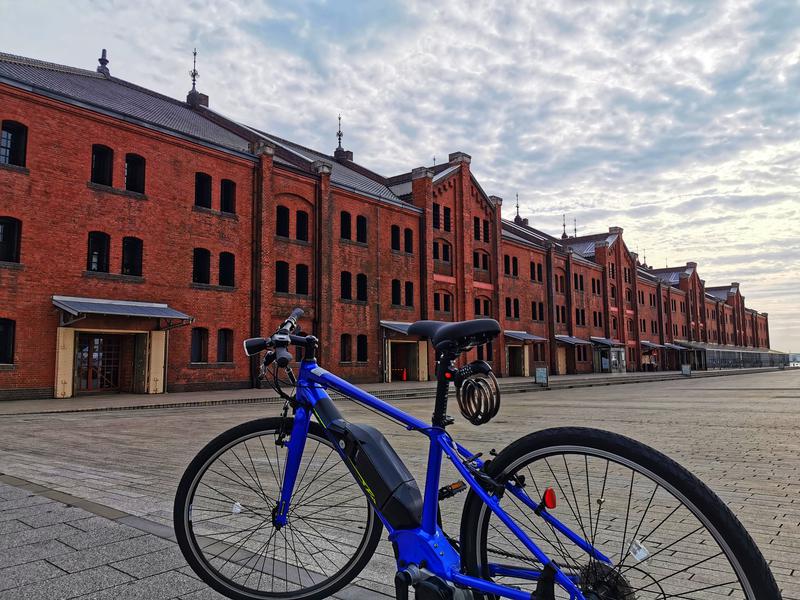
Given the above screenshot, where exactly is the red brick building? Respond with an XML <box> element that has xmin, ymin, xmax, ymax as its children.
<box><xmin>0</xmin><ymin>52</ymin><xmax>779</xmax><ymax>400</ymax></box>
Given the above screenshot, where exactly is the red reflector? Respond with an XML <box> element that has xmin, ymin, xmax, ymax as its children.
<box><xmin>543</xmin><ymin>488</ymin><xmax>557</xmax><ymax>510</ymax></box>
<box><xmin>445</xmin><ymin>371</ymin><xmax>452</xmax><ymax>379</ymax></box>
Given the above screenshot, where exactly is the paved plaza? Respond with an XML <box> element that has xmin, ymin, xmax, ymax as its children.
<box><xmin>0</xmin><ymin>370</ymin><xmax>798</xmax><ymax>599</ymax></box>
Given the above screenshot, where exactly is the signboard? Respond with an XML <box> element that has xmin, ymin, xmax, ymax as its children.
<box><xmin>535</xmin><ymin>367</ymin><xmax>549</xmax><ymax>386</ymax></box>
<box><xmin>681</xmin><ymin>364</ymin><xmax>692</xmax><ymax>376</ymax></box>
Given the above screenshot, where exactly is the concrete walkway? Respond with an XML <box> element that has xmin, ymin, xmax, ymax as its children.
<box><xmin>0</xmin><ymin>367</ymin><xmax>790</xmax><ymax>416</ymax></box>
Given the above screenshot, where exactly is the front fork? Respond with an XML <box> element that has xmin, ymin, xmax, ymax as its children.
<box><xmin>273</xmin><ymin>404</ymin><xmax>311</xmax><ymax>527</ymax></box>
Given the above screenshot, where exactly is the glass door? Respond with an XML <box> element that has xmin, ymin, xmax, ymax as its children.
<box><xmin>76</xmin><ymin>334</ymin><xmax>121</xmax><ymax>393</ymax></box>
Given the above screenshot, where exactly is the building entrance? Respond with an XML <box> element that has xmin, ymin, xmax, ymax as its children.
<box><xmin>507</xmin><ymin>346</ymin><xmax>525</xmax><ymax>376</ymax></box>
<box><xmin>389</xmin><ymin>341</ymin><xmax>419</xmax><ymax>382</ymax></box>
<box><xmin>75</xmin><ymin>334</ymin><xmax>122</xmax><ymax>393</ymax></box>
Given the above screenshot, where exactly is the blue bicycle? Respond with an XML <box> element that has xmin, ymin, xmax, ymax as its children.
<box><xmin>174</xmin><ymin>309</ymin><xmax>780</xmax><ymax>600</ymax></box>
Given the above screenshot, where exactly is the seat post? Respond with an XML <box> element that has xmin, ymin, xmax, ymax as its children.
<box><xmin>431</xmin><ymin>351</ymin><xmax>455</xmax><ymax>427</ymax></box>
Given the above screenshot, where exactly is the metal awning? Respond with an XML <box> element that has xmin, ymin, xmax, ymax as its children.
<box><xmin>53</xmin><ymin>295</ymin><xmax>192</xmax><ymax>321</ymax></box>
<box><xmin>590</xmin><ymin>336</ymin><xmax>622</xmax><ymax>347</ymax></box>
<box><xmin>555</xmin><ymin>335</ymin><xmax>591</xmax><ymax>346</ymax></box>
<box><xmin>640</xmin><ymin>340</ymin><xmax>665</xmax><ymax>350</ymax></box>
<box><xmin>380</xmin><ymin>321</ymin><xmax>413</xmax><ymax>335</ymax></box>
<box><xmin>663</xmin><ymin>343</ymin><xmax>685</xmax><ymax>351</ymax></box>
<box><xmin>505</xmin><ymin>330</ymin><xmax>547</xmax><ymax>343</ymax></box>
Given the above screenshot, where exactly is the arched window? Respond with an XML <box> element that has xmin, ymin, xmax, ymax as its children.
<box><xmin>194</xmin><ymin>172</ymin><xmax>212</xmax><ymax>208</ymax></box>
<box><xmin>91</xmin><ymin>145</ymin><xmax>114</xmax><ymax>186</ymax></box>
<box><xmin>356</xmin><ymin>273</ymin><xmax>367</xmax><ymax>302</ymax></box>
<box><xmin>434</xmin><ymin>291</ymin><xmax>452</xmax><ymax>313</ymax></box>
<box><xmin>0</xmin><ymin>318</ymin><xmax>14</xmax><ymax>364</ymax></box>
<box><xmin>295</xmin><ymin>264</ymin><xmax>309</xmax><ymax>295</ymax></box>
<box><xmin>192</xmin><ymin>248</ymin><xmax>210</xmax><ymax>284</ymax></box>
<box><xmin>275</xmin><ymin>261</ymin><xmax>289</xmax><ymax>293</ymax></box>
<box><xmin>356</xmin><ymin>215</ymin><xmax>367</xmax><ymax>243</ymax></box>
<box><xmin>356</xmin><ymin>334</ymin><xmax>368</xmax><ymax>362</ymax></box>
<box><xmin>404</xmin><ymin>228</ymin><xmax>413</xmax><ymax>253</ymax></box>
<box><xmin>124</xmin><ymin>153</ymin><xmax>146</xmax><ymax>193</ymax></box>
<box><xmin>217</xmin><ymin>328</ymin><xmax>233</xmax><ymax>362</ymax></box>
<box><xmin>220</xmin><ymin>179</ymin><xmax>236</xmax><ymax>213</ymax></box>
<box><xmin>121</xmin><ymin>237</ymin><xmax>143</xmax><ymax>276</ymax></box>
<box><xmin>340</xmin><ymin>271</ymin><xmax>352</xmax><ymax>300</ymax></box>
<box><xmin>0</xmin><ymin>217</ymin><xmax>21</xmax><ymax>263</ymax></box>
<box><xmin>1</xmin><ymin>121</ymin><xmax>27</xmax><ymax>167</ymax></box>
<box><xmin>340</xmin><ymin>334</ymin><xmax>352</xmax><ymax>362</ymax></box>
<box><xmin>340</xmin><ymin>211</ymin><xmax>351</xmax><ymax>240</ymax></box>
<box><xmin>296</xmin><ymin>210</ymin><xmax>309</xmax><ymax>241</ymax></box>
<box><xmin>191</xmin><ymin>327</ymin><xmax>208</xmax><ymax>363</ymax></box>
<box><xmin>391</xmin><ymin>279</ymin><xmax>401</xmax><ymax>305</ymax></box>
<box><xmin>404</xmin><ymin>281</ymin><xmax>414</xmax><ymax>307</ymax></box>
<box><xmin>87</xmin><ymin>232</ymin><xmax>110</xmax><ymax>272</ymax></box>
<box><xmin>276</xmin><ymin>205</ymin><xmax>290</xmax><ymax>237</ymax></box>
<box><xmin>390</xmin><ymin>225</ymin><xmax>400</xmax><ymax>251</ymax></box>
<box><xmin>219</xmin><ymin>252</ymin><xmax>235</xmax><ymax>287</ymax></box>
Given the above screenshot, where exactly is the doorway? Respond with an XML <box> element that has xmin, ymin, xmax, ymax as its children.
<box><xmin>389</xmin><ymin>341</ymin><xmax>419</xmax><ymax>382</ymax></box>
<box><xmin>508</xmin><ymin>346</ymin><xmax>525</xmax><ymax>376</ymax></box>
<box><xmin>556</xmin><ymin>346</ymin><xmax>568</xmax><ymax>375</ymax></box>
<box><xmin>75</xmin><ymin>334</ymin><xmax>122</xmax><ymax>393</ymax></box>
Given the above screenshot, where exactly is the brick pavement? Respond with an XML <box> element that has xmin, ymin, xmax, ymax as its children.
<box><xmin>0</xmin><ymin>370</ymin><xmax>798</xmax><ymax>598</ymax></box>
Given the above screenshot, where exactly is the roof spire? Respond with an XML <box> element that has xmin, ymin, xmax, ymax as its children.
<box><xmin>515</xmin><ymin>193</ymin><xmax>520</xmax><ymax>217</ymax></box>
<box><xmin>190</xmin><ymin>48</ymin><xmax>199</xmax><ymax>91</ymax></box>
<box><xmin>573</xmin><ymin>218</ymin><xmax>577</xmax><ymax>238</ymax></box>
<box><xmin>333</xmin><ymin>114</ymin><xmax>353</xmax><ymax>161</ymax></box>
<box><xmin>336</xmin><ymin>114</ymin><xmax>343</xmax><ymax>149</ymax></box>
<box><xmin>433</xmin><ymin>155</ymin><xmax>436</xmax><ymax>166</ymax></box>
<box><xmin>561</xmin><ymin>214</ymin><xmax>568</xmax><ymax>239</ymax></box>
<box><xmin>96</xmin><ymin>49</ymin><xmax>110</xmax><ymax>77</ymax></box>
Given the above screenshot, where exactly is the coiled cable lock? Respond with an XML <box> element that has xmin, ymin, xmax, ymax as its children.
<box><xmin>453</xmin><ymin>360</ymin><xmax>501</xmax><ymax>426</ymax></box>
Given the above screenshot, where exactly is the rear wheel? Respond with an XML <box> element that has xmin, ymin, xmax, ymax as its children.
<box><xmin>174</xmin><ymin>417</ymin><xmax>382</xmax><ymax>600</ymax></box>
<box><xmin>460</xmin><ymin>427</ymin><xmax>780</xmax><ymax>599</ymax></box>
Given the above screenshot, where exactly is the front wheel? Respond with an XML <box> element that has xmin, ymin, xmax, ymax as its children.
<box><xmin>460</xmin><ymin>427</ymin><xmax>781</xmax><ymax>599</ymax></box>
<box><xmin>174</xmin><ymin>417</ymin><xmax>382</xmax><ymax>600</ymax></box>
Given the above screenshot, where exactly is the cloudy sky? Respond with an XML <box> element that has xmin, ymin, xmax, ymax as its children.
<box><xmin>3</xmin><ymin>0</ymin><xmax>798</xmax><ymax>351</ymax></box>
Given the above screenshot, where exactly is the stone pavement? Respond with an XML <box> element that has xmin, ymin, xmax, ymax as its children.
<box><xmin>0</xmin><ymin>370</ymin><xmax>798</xmax><ymax>598</ymax></box>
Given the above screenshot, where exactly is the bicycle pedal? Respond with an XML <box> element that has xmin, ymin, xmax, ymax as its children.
<box><xmin>438</xmin><ymin>480</ymin><xmax>467</xmax><ymax>501</ymax></box>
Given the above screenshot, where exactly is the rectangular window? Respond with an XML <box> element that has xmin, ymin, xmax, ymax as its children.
<box><xmin>474</xmin><ymin>216</ymin><xmax>481</xmax><ymax>240</ymax></box>
<box><xmin>434</xmin><ymin>293</ymin><xmax>441</xmax><ymax>312</ymax></box>
<box><xmin>295</xmin><ymin>210</ymin><xmax>309</xmax><ymax>241</ymax></box>
<box><xmin>192</xmin><ymin>248</ymin><xmax>210</xmax><ymax>284</ymax></box>
<box><xmin>0</xmin><ymin>217</ymin><xmax>22</xmax><ymax>263</ymax></box>
<box><xmin>443</xmin><ymin>207</ymin><xmax>451</xmax><ymax>232</ymax></box>
<box><xmin>121</xmin><ymin>237</ymin><xmax>143</xmax><ymax>276</ymax></box>
<box><xmin>404</xmin><ymin>228</ymin><xmax>414</xmax><ymax>253</ymax></box>
<box><xmin>124</xmin><ymin>154</ymin><xmax>146</xmax><ymax>194</ymax></box>
<box><xmin>443</xmin><ymin>294</ymin><xmax>451</xmax><ymax>313</ymax></box>
<box><xmin>405</xmin><ymin>281</ymin><xmax>414</xmax><ymax>307</ymax></box>
<box><xmin>275</xmin><ymin>261</ymin><xmax>289</xmax><ymax>293</ymax></box>
<box><xmin>91</xmin><ymin>145</ymin><xmax>114</xmax><ymax>186</ymax></box>
<box><xmin>220</xmin><ymin>179</ymin><xmax>236</xmax><ymax>214</ymax></box>
<box><xmin>87</xmin><ymin>232</ymin><xmax>110</xmax><ymax>273</ymax></box>
<box><xmin>0</xmin><ymin>318</ymin><xmax>14</xmax><ymax>364</ymax></box>
<box><xmin>194</xmin><ymin>172</ymin><xmax>212</xmax><ymax>208</ymax></box>
<box><xmin>483</xmin><ymin>220</ymin><xmax>490</xmax><ymax>243</ymax></box>
<box><xmin>217</xmin><ymin>329</ymin><xmax>233</xmax><ymax>362</ymax></box>
<box><xmin>356</xmin><ymin>335</ymin><xmax>368</xmax><ymax>362</ymax></box>
<box><xmin>191</xmin><ymin>327</ymin><xmax>208</xmax><ymax>363</ymax></box>
<box><xmin>356</xmin><ymin>215</ymin><xmax>368</xmax><ymax>243</ymax></box>
<box><xmin>0</xmin><ymin>121</ymin><xmax>27</xmax><ymax>167</ymax></box>
<box><xmin>340</xmin><ymin>211</ymin><xmax>351</xmax><ymax>240</ymax></box>
<box><xmin>503</xmin><ymin>255</ymin><xmax>510</xmax><ymax>275</ymax></box>
<box><xmin>433</xmin><ymin>203</ymin><xmax>440</xmax><ymax>229</ymax></box>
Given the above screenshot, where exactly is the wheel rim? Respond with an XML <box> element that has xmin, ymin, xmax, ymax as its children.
<box><xmin>181</xmin><ymin>427</ymin><xmax>375</xmax><ymax>599</ymax></box>
<box><xmin>474</xmin><ymin>445</ymin><xmax>756</xmax><ymax>600</ymax></box>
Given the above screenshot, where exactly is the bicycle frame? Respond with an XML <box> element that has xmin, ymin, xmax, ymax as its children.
<box><xmin>276</xmin><ymin>358</ymin><xmax>612</xmax><ymax>600</ymax></box>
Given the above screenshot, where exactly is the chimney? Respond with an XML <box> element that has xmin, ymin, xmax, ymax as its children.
<box><xmin>96</xmin><ymin>49</ymin><xmax>110</xmax><ymax>77</ymax></box>
<box><xmin>609</xmin><ymin>226</ymin><xmax>623</xmax><ymax>234</ymax></box>
<box><xmin>448</xmin><ymin>151</ymin><xmax>471</xmax><ymax>164</ymax></box>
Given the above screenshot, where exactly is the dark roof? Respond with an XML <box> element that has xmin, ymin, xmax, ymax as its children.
<box><xmin>52</xmin><ymin>295</ymin><xmax>191</xmax><ymax>320</ymax></box>
<box><xmin>564</xmin><ymin>232</ymin><xmax>619</xmax><ymax>258</ymax></box>
<box><xmin>0</xmin><ymin>52</ymin><xmax>251</xmax><ymax>153</ymax></box>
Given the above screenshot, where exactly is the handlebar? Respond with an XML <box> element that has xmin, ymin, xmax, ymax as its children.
<box><xmin>243</xmin><ymin>308</ymin><xmax>306</xmax><ymax>362</ymax></box>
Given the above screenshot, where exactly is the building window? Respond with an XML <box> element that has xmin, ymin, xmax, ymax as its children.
<box><xmin>0</xmin><ymin>121</ymin><xmax>27</xmax><ymax>167</ymax></box>
<box><xmin>474</xmin><ymin>217</ymin><xmax>481</xmax><ymax>240</ymax></box>
<box><xmin>340</xmin><ymin>211</ymin><xmax>352</xmax><ymax>240</ymax></box>
<box><xmin>219</xmin><ymin>252</ymin><xmax>235</xmax><ymax>287</ymax></box>
<box><xmin>121</xmin><ymin>236</ymin><xmax>143</xmax><ymax>276</ymax></box>
<box><xmin>221</xmin><ymin>179</ymin><xmax>236</xmax><ymax>214</ymax></box>
<box><xmin>404</xmin><ymin>281</ymin><xmax>414</xmax><ymax>307</ymax></box>
<box><xmin>340</xmin><ymin>271</ymin><xmax>352</xmax><ymax>300</ymax></box>
<box><xmin>404</xmin><ymin>228</ymin><xmax>414</xmax><ymax>253</ymax></box>
<box><xmin>391</xmin><ymin>225</ymin><xmax>400</xmax><ymax>251</ymax></box>
<box><xmin>294</xmin><ymin>265</ymin><xmax>308</xmax><ymax>296</ymax></box>
<box><xmin>356</xmin><ymin>215</ymin><xmax>367</xmax><ymax>243</ymax></box>
<box><xmin>217</xmin><ymin>328</ymin><xmax>233</xmax><ymax>363</ymax></box>
<box><xmin>505</xmin><ymin>297</ymin><xmax>512</xmax><ymax>318</ymax></box>
<box><xmin>276</xmin><ymin>205</ymin><xmax>290</xmax><ymax>237</ymax></box>
<box><xmin>433</xmin><ymin>203</ymin><xmax>440</xmax><ymax>229</ymax></box>
<box><xmin>504</xmin><ymin>255</ymin><xmax>510</xmax><ymax>275</ymax></box>
<box><xmin>296</xmin><ymin>210</ymin><xmax>308</xmax><ymax>241</ymax></box>
<box><xmin>441</xmin><ymin>241</ymin><xmax>451</xmax><ymax>262</ymax></box>
<box><xmin>192</xmin><ymin>248</ymin><xmax>211</xmax><ymax>284</ymax></box>
<box><xmin>275</xmin><ymin>260</ymin><xmax>289</xmax><ymax>293</ymax></box>
<box><xmin>191</xmin><ymin>327</ymin><xmax>208</xmax><ymax>363</ymax></box>
<box><xmin>0</xmin><ymin>318</ymin><xmax>14</xmax><ymax>364</ymax></box>
<box><xmin>443</xmin><ymin>207</ymin><xmax>451</xmax><ymax>232</ymax></box>
<box><xmin>0</xmin><ymin>217</ymin><xmax>21</xmax><ymax>263</ymax></box>
<box><xmin>512</xmin><ymin>257</ymin><xmax>518</xmax><ymax>277</ymax></box>
<box><xmin>340</xmin><ymin>334</ymin><xmax>352</xmax><ymax>362</ymax></box>
<box><xmin>391</xmin><ymin>279</ymin><xmax>401</xmax><ymax>305</ymax></box>
<box><xmin>194</xmin><ymin>172</ymin><xmax>212</xmax><ymax>208</ymax></box>
<box><xmin>483</xmin><ymin>219</ymin><xmax>490</xmax><ymax>243</ymax></box>
<box><xmin>433</xmin><ymin>242</ymin><xmax>439</xmax><ymax>260</ymax></box>
<box><xmin>356</xmin><ymin>273</ymin><xmax>367</xmax><ymax>302</ymax></box>
<box><xmin>124</xmin><ymin>153</ymin><xmax>146</xmax><ymax>193</ymax></box>
<box><xmin>434</xmin><ymin>293</ymin><xmax>441</xmax><ymax>312</ymax></box>
<box><xmin>513</xmin><ymin>298</ymin><xmax>520</xmax><ymax>319</ymax></box>
<box><xmin>356</xmin><ymin>334</ymin><xmax>368</xmax><ymax>362</ymax></box>
<box><xmin>87</xmin><ymin>231</ymin><xmax>110</xmax><ymax>273</ymax></box>
<box><xmin>91</xmin><ymin>144</ymin><xmax>114</xmax><ymax>186</ymax></box>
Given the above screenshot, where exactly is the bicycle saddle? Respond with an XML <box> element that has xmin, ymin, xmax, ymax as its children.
<box><xmin>408</xmin><ymin>318</ymin><xmax>501</xmax><ymax>351</ymax></box>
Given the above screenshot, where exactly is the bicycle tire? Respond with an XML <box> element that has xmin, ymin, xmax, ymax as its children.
<box><xmin>459</xmin><ymin>427</ymin><xmax>781</xmax><ymax>599</ymax></box>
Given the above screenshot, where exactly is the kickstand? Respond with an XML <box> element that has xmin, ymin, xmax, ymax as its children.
<box><xmin>394</xmin><ymin>570</ymin><xmax>411</xmax><ymax>600</ymax></box>
<box><xmin>533</xmin><ymin>563</ymin><xmax>556</xmax><ymax>600</ymax></box>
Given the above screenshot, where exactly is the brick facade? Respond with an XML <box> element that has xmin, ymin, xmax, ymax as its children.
<box><xmin>0</xmin><ymin>54</ymin><xmax>777</xmax><ymax>399</ymax></box>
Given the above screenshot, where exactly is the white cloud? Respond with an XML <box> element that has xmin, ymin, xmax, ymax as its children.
<box><xmin>2</xmin><ymin>0</ymin><xmax>798</xmax><ymax>350</ymax></box>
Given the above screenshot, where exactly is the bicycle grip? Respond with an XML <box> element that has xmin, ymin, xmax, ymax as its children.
<box><xmin>243</xmin><ymin>337</ymin><xmax>268</xmax><ymax>356</ymax></box>
<box><xmin>275</xmin><ymin>346</ymin><xmax>293</xmax><ymax>368</ymax></box>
